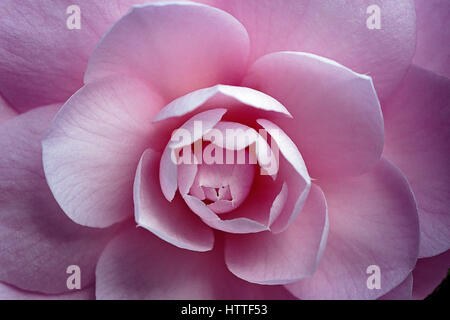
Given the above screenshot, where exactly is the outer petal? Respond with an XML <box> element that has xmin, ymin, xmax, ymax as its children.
<box><xmin>244</xmin><ymin>52</ymin><xmax>384</xmax><ymax>179</ymax></box>
<box><xmin>42</xmin><ymin>76</ymin><xmax>165</xmax><ymax>228</ymax></box>
<box><xmin>225</xmin><ymin>184</ymin><xmax>328</xmax><ymax>285</ymax></box>
<box><xmin>0</xmin><ymin>106</ymin><xmax>116</xmax><ymax>294</ymax></box>
<box><xmin>134</xmin><ymin>149</ymin><xmax>214</xmax><ymax>252</ymax></box>
<box><xmin>0</xmin><ymin>0</ymin><xmax>149</xmax><ymax>112</ymax></box>
<box><xmin>96</xmin><ymin>228</ymin><xmax>296</xmax><ymax>299</ymax></box>
<box><xmin>0</xmin><ymin>282</ymin><xmax>94</xmax><ymax>300</ymax></box>
<box><xmin>412</xmin><ymin>250</ymin><xmax>450</xmax><ymax>300</ymax></box>
<box><xmin>285</xmin><ymin>159</ymin><xmax>419</xmax><ymax>300</ymax></box>
<box><xmin>153</xmin><ymin>85</ymin><xmax>291</xmax><ymax>123</ymax></box>
<box><xmin>413</xmin><ymin>0</ymin><xmax>450</xmax><ymax>78</ymax></box>
<box><xmin>214</xmin><ymin>0</ymin><xmax>416</xmax><ymax>99</ymax></box>
<box><xmin>85</xmin><ymin>2</ymin><xmax>250</xmax><ymax>103</ymax></box>
<box><xmin>0</xmin><ymin>95</ymin><xmax>17</xmax><ymax>124</ymax></box>
<box><xmin>379</xmin><ymin>274</ymin><xmax>413</xmax><ymax>300</ymax></box>
<box><xmin>383</xmin><ymin>66</ymin><xmax>450</xmax><ymax>257</ymax></box>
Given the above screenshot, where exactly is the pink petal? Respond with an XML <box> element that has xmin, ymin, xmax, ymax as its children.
<box><xmin>285</xmin><ymin>159</ymin><xmax>419</xmax><ymax>299</ymax></box>
<box><xmin>177</xmin><ymin>159</ymin><xmax>199</xmax><ymax>197</ymax></box>
<box><xmin>215</xmin><ymin>0</ymin><xmax>416</xmax><ymax>99</ymax></box>
<box><xmin>203</xmin><ymin>121</ymin><xmax>279</xmax><ymax>177</ymax></box>
<box><xmin>204</xmin><ymin>121</ymin><xmax>258</xmax><ymax>150</ymax></box>
<box><xmin>153</xmin><ymin>85</ymin><xmax>291</xmax><ymax>123</ymax></box>
<box><xmin>134</xmin><ymin>149</ymin><xmax>214</xmax><ymax>252</ymax></box>
<box><xmin>160</xmin><ymin>109</ymin><xmax>227</xmax><ymax>201</ymax></box>
<box><xmin>159</xmin><ymin>145</ymin><xmax>179</xmax><ymax>202</ymax></box>
<box><xmin>413</xmin><ymin>0</ymin><xmax>450</xmax><ymax>78</ymax></box>
<box><xmin>244</xmin><ymin>52</ymin><xmax>384</xmax><ymax>179</ymax></box>
<box><xmin>42</xmin><ymin>76</ymin><xmax>165</xmax><ymax>228</ymax></box>
<box><xmin>0</xmin><ymin>282</ymin><xmax>94</xmax><ymax>300</ymax></box>
<box><xmin>257</xmin><ymin>120</ymin><xmax>309</xmax><ymax>180</ymax></box>
<box><xmin>193</xmin><ymin>153</ymin><xmax>256</xmax><ymax>214</ymax></box>
<box><xmin>168</xmin><ymin>109</ymin><xmax>228</xmax><ymax>149</ymax></box>
<box><xmin>211</xmin><ymin>0</ymin><xmax>309</xmax><ymax>63</ymax></box>
<box><xmin>412</xmin><ymin>250</ymin><xmax>450</xmax><ymax>300</ymax></box>
<box><xmin>383</xmin><ymin>66</ymin><xmax>450</xmax><ymax>257</ymax></box>
<box><xmin>183</xmin><ymin>195</ymin><xmax>269</xmax><ymax>233</ymax></box>
<box><xmin>256</xmin><ymin>119</ymin><xmax>311</xmax><ymax>233</ymax></box>
<box><xmin>96</xmin><ymin>228</ymin><xmax>296</xmax><ymax>299</ymax></box>
<box><xmin>213</xmin><ymin>135</ymin><xmax>306</xmax><ymax>235</ymax></box>
<box><xmin>216</xmin><ymin>173</ymin><xmax>288</xmax><ymax>230</ymax></box>
<box><xmin>176</xmin><ymin>147</ymin><xmax>276</xmax><ymax>233</ymax></box>
<box><xmin>267</xmin><ymin>183</ymin><xmax>288</xmax><ymax>226</ymax></box>
<box><xmin>85</xmin><ymin>2</ymin><xmax>250</xmax><ymax>103</ymax></box>
<box><xmin>379</xmin><ymin>274</ymin><xmax>413</xmax><ymax>300</ymax></box>
<box><xmin>0</xmin><ymin>106</ymin><xmax>116</xmax><ymax>294</ymax></box>
<box><xmin>225</xmin><ymin>184</ymin><xmax>328</xmax><ymax>285</ymax></box>
<box><xmin>0</xmin><ymin>95</ymin><xmax>17</xmax><ymax>124</ymax></box>
<box><xmin>0</xmin><ymin>0</ymin><xmax>149</xmax><ymax>112</ymax></box>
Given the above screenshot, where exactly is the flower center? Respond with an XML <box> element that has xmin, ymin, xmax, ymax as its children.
<box><xmin>188</xmin><ymin>148</ymin><xmax>256</xmax><ymax>214</ymax></box>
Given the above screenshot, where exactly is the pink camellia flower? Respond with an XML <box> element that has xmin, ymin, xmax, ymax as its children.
<box><xmin>0</xmin><ymin>0</ymin><xmax>448</xmax><ymax>300</ymax></box>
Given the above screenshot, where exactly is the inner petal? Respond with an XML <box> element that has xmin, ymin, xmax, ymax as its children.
<box><xmin>189</xmin><ymin>148</ymin><xmax>256</xmax><ymax>214</ymax></box>
<box><xmin>202</xmin><ymin>185</ymin><xmax>233</xmax><ymax>202</ymax></box>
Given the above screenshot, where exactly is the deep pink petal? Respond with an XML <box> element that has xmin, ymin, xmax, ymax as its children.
<box><xmin>285</xmin><ymin>159</ymin><xmax>419</xmax><ymax>299</ymax></box>
<box><xmin>85</xmin><ymin>2</ymin><xmax>250</xmax><ymax>103</ymax></box>
<box><xmin>225</xmin><ymin>184</ymin><xmax>328</xmax><ymax>285</ymax></box>
<box><xmin>0</xmin><ymin>95</ymin><xmax>17</xmax><ymax>124</ymax></box>
<box><xmin>153</xmin><ymin>85</ymin><xmax>291</xmax><ymax>123</ymax></box>
<box><xmin>379</xmin><ymin>274</ymin><xmax>413</xmax><ymax>300</ymax></box>
<box><xmin>413</xmin><ymin>0</ymin><xmax>450</xmax><ymax>78</ymax></box>
<box><xmin>96</xmin><ymin>228</ymin><xmax>296</xmax><ymax>299</ymax></box>
<box><xmin>383</xmin><ymin>66</ymin><xmax>450</xmax><ymax>257</ymax></box>
<box><xmin>0</xmin><ymin>0</ymin><xmax>150</xmax><ymax>112</ymax></box>
<box><xmin>214</xmin><ymin>0</ymin><xmax>416</xmax><ymax>99</ymax></box>
<box><xmin>412</xmin><ymin>250</ymin><xmax>450</xmax><ymax>300</ymax></box>
<box><xmin>134</xmin><ymin>149</ymin><xmax>214</xmax><ymax>252</ymax></box>
<box><xmin>0</xmin><ymin>106</ymin><xmax>116</xmax><ymax>294</ymax></box>
<box><xmin>42</xmin><ymin>76</ymin><xmax>165</xmax><ymax>228</ymax></box>
<box><xmin>244</xmin><ymin>52</ymin><xmax>384</xmax><ymax>179</ymax></box>
<box><xmin>0</xmin><ymin>282</ymin><xmax>94</xmax><ymax>300</ymax></box>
